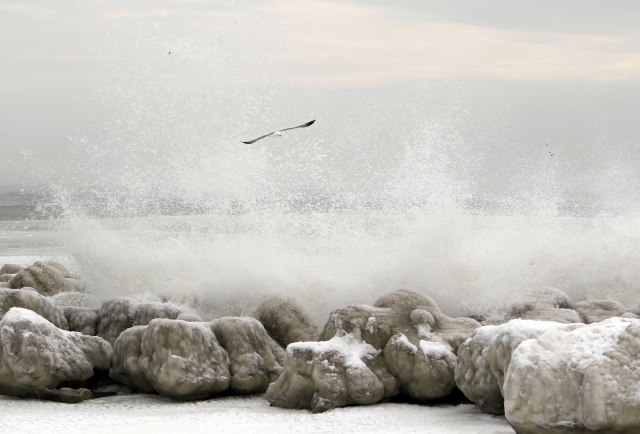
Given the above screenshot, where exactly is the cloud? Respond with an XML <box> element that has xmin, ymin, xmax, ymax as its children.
<box><xmin>270</xmin><ymin>0</ymin><xmax>640</xmax><ymax>86</ymax></box>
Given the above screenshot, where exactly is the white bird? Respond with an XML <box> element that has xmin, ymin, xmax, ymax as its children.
<box><xmin>242</xmin><ymin>120</ymin><xmax>315</xmax><ymax>144</ymax></box>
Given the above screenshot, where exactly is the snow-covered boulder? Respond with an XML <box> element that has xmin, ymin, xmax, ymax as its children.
<box><xmin>109</xmin><ymin>326</ymin><xmax>154</xmax><ymax>393</ymax></box>
<box><xmin>138</xmin><ymin>318</ymin><xmax>230</xmax><ymax>399</ymax></box>
<box><xmin>97</xmin><ymin>299</ymin><xmax>138</xmax><ymax>346</ymax></box>
<box><xmin>8</xmin><ymin>261</ymin><xmax>81</xmax><ymax>296</ymax></box>
<box><xmin>574</xmin><ymin>300</ymin><xmax>640</xmax><ymax>324</ymax></box>
<box><xmin>254</xmin><ymin>297</ymin><xmax>318</xmax><ymax>347</ymax></box>
<box><xmin>504</xmin><ymin>318</ymin><xmax>640</xmax><ymax>434</ymax></box>
<box><xmin>133</xmin><ymin>302</ymin><xmax>182</xmax><ymax>326</ymax></box>
<box><xmin>63</xmin><ymin>307</ymin><xmax>99</xmax><ymax>335</ymax></box>
<box><xmin>210</xmin><ymin>317</ymin><xmax>283</xmax><ymax>394</ymax></box>
<box><xmin>0</xmin><ymin>308</ymin><xmax>112</xmax><ymax>402</ymax></box>
<box><xmin>455</xmin><ymin>320</ymin><xmax>584</xmax><ymax>415</ymax></box>
<box><xmin>264</xmin><ymin>330</ymin><xmax>398</xmax><ymax>413</ymax></box>
<box><xmin>0</xmin><ymin>288</ymin><xmax>68</xmax><ymax>330</ymax></box>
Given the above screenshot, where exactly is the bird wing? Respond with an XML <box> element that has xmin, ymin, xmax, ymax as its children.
<box><xmin>279</xmin><ymin>119</ymin><xmax>316</xmax><ymax>132</ymax></box>
<box><xmin>242</xmin><ymin>131</ymin><xmax>276</xmax><ymax>144</ymax></box>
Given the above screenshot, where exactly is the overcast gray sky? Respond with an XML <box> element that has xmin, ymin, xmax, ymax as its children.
<box><xmin>1</xmin><ymin>0</ymin><xmax>639</xmax><ymax>207</ymax></box>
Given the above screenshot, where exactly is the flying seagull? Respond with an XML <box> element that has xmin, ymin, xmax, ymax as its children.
<box><xmin>242</xmin><ymin>120</ymin><xmax>315</xmax><ymax>144</ymax></box>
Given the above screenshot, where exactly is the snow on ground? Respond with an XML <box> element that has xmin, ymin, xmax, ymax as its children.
<box><xmin>0</xmin><ymin>394</ymin><xmax>513</xmax><ymax>434</ymax></box>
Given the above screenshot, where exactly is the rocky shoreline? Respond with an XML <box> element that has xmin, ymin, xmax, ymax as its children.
<box><xmin>1</xmin><ymin>260</ymin><xmax>640</xmax><ymax>433</ymax></box>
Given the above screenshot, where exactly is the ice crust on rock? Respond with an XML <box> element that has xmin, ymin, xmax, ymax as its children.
<box><xmin>264</xmin><ymin>329</ymin><xmax>397</xmax><ymax>413</ymax></box>
<box><xmin>254</xmin><ymin>296</ymin><xmax>318</xmax><ymax>348</ymax></box>
<box><xmin>52</xmin><ymin>291</ymin><xmax>100</xmax><ymax>309</ymax></box>
<box><xmin>0</xmin><ymin>288</ymin><xmax>69</xmax><ymax>330</ymax></box>
<box><xmin>210</xmin><ymin>316</ymin><xmax>283</xmax><ymax>394</ymax></box>
<box><xmin>384</xmin><ymin>333</ymin><xmax>457</xmax><ymax>400</ymax></box>
<box><xmin>97</xmin><ymin>299</ymin><xmax>139</xmax><ymax>346</ymax></box>
<box><xmin>109</xmin><ymin>325</ymin><xmax>155</xmax><ymax>393</ymax></box>
<box><xmin>9</xmin><ymin>261</ymin><xmax>83</xmax><ymax>296</ymax></box>
<box><xmin>478</xmin><ymin>288</ymin><xmax>583</xmax><ymax>326</ymax></box>
<box><xmin>504</xmin><ymin>317</ymin><xmax>640</xmax><ymax>434</ymax></box>
<box><xmin>133</xmin><ymin>302</ymin><xmax>182</xmax><ymax>326</ymax></box>
<box><xmin>63</xmin><ymin>306</ymin><xmax>99</xmax><ymax>335</ymax></box>
<box><xmin>138</xmin><ymin>318</ymin><xmax>230</xmax><ymax>400</ymax></box>
<box><xmin>455</xmin><ymin>319</ymin><xmax>584</xmax><ymax>415</ymax></box>
<box><xmin>0</xmin><ymin>308</ymin><xmax>112</xmax><ymax>402</ymax></box>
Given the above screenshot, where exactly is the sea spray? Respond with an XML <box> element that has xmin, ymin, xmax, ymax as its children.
<box><xmin>32</xmin><ymin>0</ymin><xmax>640</xmax><ymax>323</ymax></box>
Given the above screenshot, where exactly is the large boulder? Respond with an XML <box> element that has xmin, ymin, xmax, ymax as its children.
<box><xmin>254</xmin><ymin>297</ymin><xmax>318</xmax><ymax>347</ymax></box>
<box><xmin>574</xmin><ymin>300</ymin><xmax>640</xmax><ymax>324</ymax></box>
<box><xmin>384</xmin><ymin>334</ymin><xmax>457</xmax><ymax>400</ymax></box>
<box><xmin>478</xmin><ymin>288</ymin><xmax>583</xmax><ymax>326</ymax></box>
<box><xmin>0</xmin><ymin>308</ymin><xmax>112</xmax><ymax>402</ymax></box>
<box><xmin>264</xmin><ymin>329</ymin><xmax>397</xmax><ymax>413</ymax></box>
<box><xmin>63</xmin><ymin>307</ymin><xmax>99</xmax><ymax>336</ymax></box>
<box><xmin>504</xmin><ymin>317</ymin><xmax>640</xmax><ymax>434</ymax></box>
<box><xmin>210</xmin><ymin>317</ymin><xmax>283</xmax><ymax>394</ymax></box>
<box><xmin>109</xmin><ymin>326</ymin><xmax>154</xmax><ymax>393</ymax></box>
<box><xmin>138</xmin><ymin>318</ymin><xmax>230</xmax><ymax>399</ymax></box>
<box><xmin>8</xmin><ymin>261</ymin><xmax>82</xmax><ymax>296</ymax></box>
<box><xmin>0</xmin><ymin>288</ymin><xmax>68</xmax><ymax>330</ymax></box>
<box><xmin>266</xmin><ymin>289</ymin><xmax>481</xmax><ymax>411</ymax></box>
<box><xmin>455</xmin><ymin>319</ymin><xmax>584</xmax><ymax>415</ymax></box>
<box><xmin>97</xmin><ymin>299</ymin><xmax>138</xmax><ymax>346</ymax></box>
<box><xmin>320</xmin><ymin>289</ymin><xmax>481</xmax><ymax>352</ymax></box>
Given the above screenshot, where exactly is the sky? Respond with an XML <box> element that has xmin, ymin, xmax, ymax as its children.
<box><xmin>1</xmin><ymin>0</ymin><xmax>639</xmax><ymax>207</ymax></box>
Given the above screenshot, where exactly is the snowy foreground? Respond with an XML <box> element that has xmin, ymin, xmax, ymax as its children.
<box><xmin>0</xmin><ymin>394</ymin><xmax>513</xmax><ymax>434</ymax></box>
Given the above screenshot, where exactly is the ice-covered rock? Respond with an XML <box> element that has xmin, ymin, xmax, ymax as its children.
<box><xmin>254</xmin><ymin>297</ymin><xmax>318</xmax><ymax>347</ymax></box>
<box><xmin>0</xmin><ymin>274</ymin><xmax>14</xmax><ymax>282</ymax></box>
<box><xmin>320</xmin><ymin>289</ymin><xmax>480</xmax><ymax>352</ymax></box>
<box><xmin>133</xmin><ymin>302</ymin><xmax>182</xmax><ymax>326</ymax></box>
<box><xmin>0</xmin><ymin>288</ymin><xmax>69</xmax><ymax>330</ymax></box>
<box><xmin>0</xmin><ymin>264</ymin><xmax>23</xmax><ymax>275</ymax></box>
<box><xmin>384</xmin><ymin>334</ymin><xmax>457</xmax><ymax>400</ymax></box>
<box><xmin>109</xmin><ymin>326</ymin><xmax>154</xmax><ymax>393</ymax></box>
<box><xmin>266</xmin><ymin>290</ymin><xmax>479</xmax><ymax>411</ymax></box>
<box><xmin>264</xmin><ymin>330</ymin><xmax>397</xmax><ymax>413</ymax></box>
<box><xmin>8</xmin><ymin>261</ymin><xmax>81</xmax><ymax>296</ymax></box>
<box><xmin>176</xmin><ymin>312</ymin><xmax>202</xmax><ymax>322</ymax></box>
<box><xmin>574</xmin><ymin>299</ymin><xmax>640</xmax><ymax>324</ymax></box>
<box><xmin>0</xmin><ymin>308</ymin><xmax>112</xmax><ymax>402</ymax></box>
<box><xmin>210</xmin><ymin>317</ymin><xmax>283</xmax><ymax>394</ymax></box>
<box><xmin>63</xmin><ymin>307</ymin><xmax>99</xmax><ymax>335</ymax></box>
<box><xmin>10</xmin><ymin>260</ymin><xmax>86</xmax><ymax>294</ymax></box>
<box><xmin>138</xmin><ymin>318</ymin><xmax>230</xmax><ymax>399</ymax></box>
<box><xmin>504</xmin><ymin>318</ymin><xmax>640</xmax><ymax>434</ymax></box>
<box><xmin>97</xmin><ymin>299</ymin><xmax>138</xmax><ymax>346</ymax></box>
<box><xmin>455</xmin><ymin>320</ymin><xmax>584</xmax><ymax>415</ymax></box>
<box><xmin>52</xmin><ymin>291</ymin><xmax>100</xmax><ymax>309</ymax></box>
<box><xmin>506</xmin><ymin>303</ymin><xmax>583</xmax><ymax>324</ymax></box>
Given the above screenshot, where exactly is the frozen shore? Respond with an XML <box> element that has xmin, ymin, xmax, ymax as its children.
<box><xmin>0</xmin><ymin>394</ymin><xmax>513</xmax><ymax>434</ymax></box>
